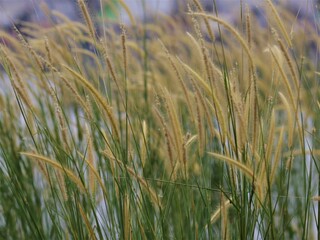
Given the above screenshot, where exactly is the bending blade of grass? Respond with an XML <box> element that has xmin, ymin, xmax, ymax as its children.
<box><xmin>20</xmin><ymin>152</ymin><xmax>86</xmax><ymax>192</ymax></box>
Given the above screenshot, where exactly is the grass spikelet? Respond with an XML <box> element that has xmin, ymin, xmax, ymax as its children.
<box><xmin>229</xmin><ymin>75</ymin><xmax>247</xmax><ymax>150</ymax></box>
<box><xmin>206</xmin><ymin>198</ymin><xmax>231</xmax><ymax>226</ymax></box>
<box><xmin>191</xmin><ymin>13</ymin><xmax>254</xmax><ymax>68</ymax></box>
<box><xmin>123</xmin><ymin>193</ymin><xmax>131</xmax><ymax>240</ymax></box>
<box><xmin>248</xmin><ymin>73</ymin><xmax>259</xmax><ymax>156</ymax></box>
<box><xmin>205</xmin><ymin>98</ymin><xmax>227</xmax><ymax>143</ymax></box>
<box><xmin>36</xmin><ymin>162</ymin><xmax>50</xmax><ymax>183</ymax></box>
<box><xmin>264</xmin><ymin>43</ymin><xmax>284</xmax><ymax>71</ymax></box>
<box><xmin>12</xmin><ymin>82</ymin><xmax>34</xmax><ymax>111</ymax></box>
<box><xmin>51</xmin><ymin>10</ymin><xmax>73</xmax><ymax>23</ymax></box>
<box><xmin>189</xmin><ymin>7</ymin><xmax>214</xmax><ymax>85</ymax></box>
<box><xmin>283</xmin><ymin>149</ymin><xmax>320</xmax><ymax>158</ymax></box>
<box><xmin>77</xmin><ymin>202</ymin><xmax>97</xmax><ymax>240</ymax></box>
<box><xmin>48</xmin><ymin>83</ymin><xmax>69</xmax><ymax>149</ymax></box>
<box><xmin>312</xmin><ymin>196</ymin><xmax>320</xmax><ymax>201</ymax></box>
<box><xmin>270</xmin><ymin>126</ymin><xmax>284</xmax><ymax>184</ymax></box>
<box><xmin>185</xmin><ymin>134</ymin><xmax>197</xmax><ymax>148</ymax></box>
<box><xmin>121</xmin><ymin>24</ymin><xmax>127</xmax><ymax>76</ymax></box>
<box><xmin>178</xmin><ymin>58</ymin><xmax>227</xmax><ymax>142</ymax></box>
<box><xmin>0</xmin><ymin>46</ymin><xmax>33</xmax><ymax>110</ymax></box>
<box><xmin>278</xmin><ymin>92</ymin><xmax>294</xmax><ymax>148</ymax></box>
<box><xmin>13</xmin><ymin>26</ymin><xmax>44</xmax><ymax>70</ymax></box>
<box><xmin>56</xmin><ymin>171</ymin><xmax>68</xmax><ymax>201</ymax></box>
<box><xmin>177</xmin><ymin>57</ymin><xmax>211</xmax><ymax>95</ymax></box>
<box><xmin>54</xmin><ymin>102</ymin><xmax>69</xmax><ymax>149</ymax></box>
<box><xmin>140</xmin><ymin>120</ymin><xmax>148</xmax><ymax>167</ymax></box>
<box><xmin>191</xmin><ymin>77</ymin><xmax>215</xmax><ymax>138</ymax></box>
<box><xmin>100</xmin><ymin>40</ymin><xmax>123</xmax><ymax>98</ymax></box>
<box><xmin>0</xmin><ymin>30</ymin><xmax>22</xmax><ymax>51</ymax></box>
<box><xmin>182</xmin><ymin>135</ymin><xmax>188</xmax><ymax>178</ymax></box>
<box><xmin>44</xmin><ymin>37</ymin><xmax>52</xmax><ymax>65</ymax></box>
<box><xmin>277</xmin><ymin>38</ymin><xmax>299</xmax><ymax>89</ymax></box>
<box><xmin>20</xmin><ymin>152</ymin><xmax>86</xmax><ymax>192</ymax></box>
<box><xmin>265</xmin><ymin>0</ymin><xmax>292</xmax><ymax>47</ymax></box>
<box><xmin>77</xmin><ymin>150</ymin><xmax>109</xmax><ymax>198</ymax></box>
<box><xmin>78</xmin><ymin>0</ymin><xmax>96</xmax><ymax>40</ymax></box>
<box><xmin>36</xmin><ymin>157</ymin><xmax>69</xmax><ymax>200</ymax></box>
<box><xmin>72</xmin><ymin>48</ymin><xmax>103</xmax><ymax>71</ymax></box>
<box><xmin>246</xmin><ymin>6</ymin><xmax>252</xmax><ymax>48</ymax></box>
<box><xmin>100</xmin><ymin>129</ymin><xmax>116</xmax><ymax>176</ymax></box>
<box><xmin>268</xmin><ymin>46</ymin><xmax>295</xmax><ymax>109</ymax></box>
<box><xmin>208</xmin><ymin>152</ymin><xmax>255</xmax><ymax>181</ymax></box>
<box><xmin>186</xmin><ymin>32</ymin><xmax>202</xmax><ymax>57</ymax></box>
<box><xmin>58</xmin><ymin>74</ymin><xmax>92</xmax><ymax>119</ymax></box>
<box><xmin>153</xmin><ymin>107</ymin><xmax>175</xmax><ymax>171</ymax></box>
<box><xmin>86</xmin><ymin>124</ymin><xmax>96</xmax><ymax>195</ymax></box>
<box><xmin>191</xmin><ymin>0</ymin><xmax>215</xmax><ymax>42</ymax></box>
<box><xmin>163</xmin><ymin>89</ymin><xmax>184</xmax><ymax>165</ymax></box>
<box><xmin>194</xmin><ymin>93</ymin><xmax>204</xmax><ymax>157</ymax></box>
<box><xmin>221</xmin><ymin>195</ymin><xmax>229</xmax><ymax>239</ymax></box>
<box><xmin>63</xmin><ymin>65</ymin><xmax>120</xmax><ymax>140</ymax></box>
<box><xmin>265</xmin><ymin>109</ymin><xmax>276</xmax><ymax>165</ymax></box>
<box><xmin>160</xmin><ymin>41</ymin><xmax>194</xmax><ymax>121</ymax></box>
<box><xmin>0</xmin><ymin>46</ymin><xmax>22</xmax><ymax>87</ymax></box>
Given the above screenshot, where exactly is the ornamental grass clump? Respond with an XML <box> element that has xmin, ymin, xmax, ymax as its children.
<box><xmin>0</xmin><ymin>0</ymin><xmax>320</xmax><ymax>239</ymax></box>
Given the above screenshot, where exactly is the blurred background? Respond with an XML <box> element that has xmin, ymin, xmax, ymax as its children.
<box><xmin>0</xmin><ymin>0</ymin><xmax>318</xmax><ymax>30</ymax></box>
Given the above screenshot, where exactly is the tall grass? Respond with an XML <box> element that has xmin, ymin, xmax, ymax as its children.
<box><xmin>0</xmin><ymin>0</ymin><xmax>319</xmax><ymax>239</ymax></box>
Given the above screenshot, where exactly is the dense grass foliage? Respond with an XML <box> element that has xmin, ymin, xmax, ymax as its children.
<box><xmin>0</xmin><ymin>0</ymin><xmax>320</xmax><ymax>239</ymax></box>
